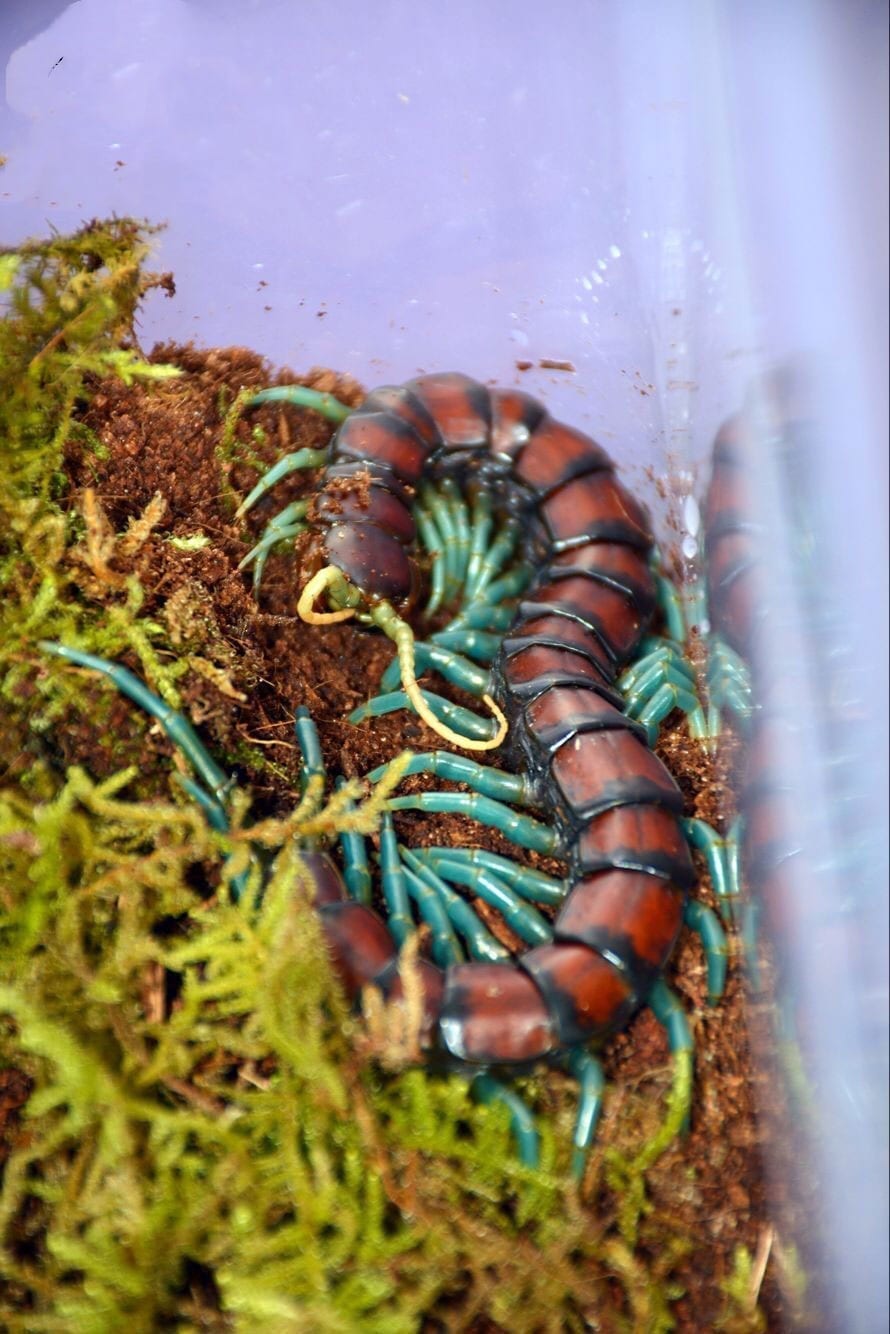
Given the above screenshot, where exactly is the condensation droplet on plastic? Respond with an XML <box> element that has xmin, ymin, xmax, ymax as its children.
<box><xmin>681</xmin><ymin>534</ymin><xmax>698</xmax><ymax>559</ymax></box>
<box><xmin>683</xmin><ymin>493</ymin><xmax>701</xmax><ymax>537</ymax></box>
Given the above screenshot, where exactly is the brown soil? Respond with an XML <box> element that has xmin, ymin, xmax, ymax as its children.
<box><xmin>8</xmin><ymin>344</ymin><xmax>820</xmax><ymax>1331</ymax></box>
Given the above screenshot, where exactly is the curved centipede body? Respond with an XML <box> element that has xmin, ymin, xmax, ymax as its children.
<box><xmin>298</xmin><ymin>373</ymin><xmax>695</xmax><ymax>1068</ymax></box>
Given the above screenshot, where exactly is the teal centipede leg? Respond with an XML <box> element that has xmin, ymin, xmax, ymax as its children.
<box><xmin>466</xmin><ymin>519</ymin><xmax>519</xmax><ymax>601</ymax></box>
<box><xmin>444</xmin><ymin>603</ymin><xmax>516</xmax><ymax>636</ymax></box>
<box><xmin>635</xmin><ymin>683</ymin><xmax>709</xmax><ymax>746</ymax></box>
<box><xmin>399</xmin><ymin>848</ymin><xmax>510</xmax><ymax>963</ymax></box>
<box><xmin>654</xmin><ymin>570</ymin><xmax>687</xmax><ymax>643</ymax></box>
<box><xmin>238</xmin><ymin>498</ymin><xmax>310</xmax><ymax>588</ymax></box>
<box><xmin>620</xmin><ymin>644</ymin><xmax>692</xmax><ymax>696</ymax></box>
<box><xmin>378</xmin><ymin>813</ymin><xmax>418</xmax><ymax>946</ymax></box>
<box><xmin>440</xmin><ymin>478</ymin><xmax>472</xmax><ymax>594</ymax></box>
<box><xmin>400</xmin><ymin>866</ymin><xmax>464</xmax><ymax>969</ymax></box>
<box><xmin>565</xmin><ymin>1048</ymin><xmax>606</xmax><ymax>1181</ymax></box>
<box><xmin>420</xmin><ymin>483</ymin><xmax>460</xmax><ymax>603</ymax></box>
<box><xmin>245</xmin><ymin>384</ymin><xmax>352</xmax><ymax>423</ymax></box>
<box><xmin>471</xmin><ymin>1073</ymin><xmax>540</xmax><ymax>1169</ymax></box>
<box><xmin>235</xmin><ymin>446</ymin><xmax>330</xmax><ymax>518</ymax></box>
<box><xmin>475</xmin><ymin>565</ymin><xmax>532</xmax><ymax>608</ymax></box>
<box><xmin>378</xmin><ymin>642</ymin><xmax>490</xmax><ymax>696</ymax></box>
<box><xmin>417</xmin><ymin>846</ymin><xmax>567</xmax><ymax>908</ymax></box>
<box><xmin>725</xmin><ymin>816</ymin><xmax>744</xmax><ymax>914</ymax></box>
<box><xmin>177</xmin><ymin>774</ymin><xmax>253</xmax><ymax>904</ymax></box>
<box><xmin>367</xmin><ymin>751</ymin><xmax>534</xmax><ymax>806</ymax></box>
<box><xmin>349</xmin><ymin>689</ymin><xmax>499</xmax><ymax>743</ymax></box>
<box><xmin>417</xmin><ymin>851</ymin><xmax>554</xmax><ymax>945</ymax></box>
<box><xmin>647</xmin><ymin>978</ymin><xmax>694</xmax><ymax>1134</ymax></box>
<box><xmin>464</xmin><ymin>490</ymin><xmax>494</xmax><ymax>601</ymax></box>
<box><xmin>683</xmin><ymin>899</ymin><xmax>729</xmax><ymax>1005</ymax></box>
<box><xmin>334</xmin><ymin>780</ymin><xmax>372</xmax><ymax>906</ymax></box>
<box><xmin>427</xmin><ymin>627</ymin><xmax>502</xmax><ymax>664</ymax></box>
<box><xmin>39</xmin><ymin>643</ymin><xmax>233</xmax><ymax>808</ymax></box>
<box><xmin>682</xmin><ymin>817</ymin><xmax>736</xmax><ymax>922</ymax></box>
<box><xmin>388</xmin><ymin>792</ymin><xmax>558</xmax><ymax>855</ymax></box>
<box><xmin>415</xmin><ymin>503</ymin><xmax>447</xmax><ymax>618</ymax></box>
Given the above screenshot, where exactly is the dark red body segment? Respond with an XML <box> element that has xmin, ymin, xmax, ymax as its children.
<box><xmin>304</xmin><ymin>373</ymin><xmax>696</xmax><ymax>1068</ymax></box>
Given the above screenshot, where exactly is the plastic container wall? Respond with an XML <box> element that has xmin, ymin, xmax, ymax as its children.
<box><xmin>4</xmin><ymin>3</ymin><xmax>887</xmax><ymax>1329</ymax></box>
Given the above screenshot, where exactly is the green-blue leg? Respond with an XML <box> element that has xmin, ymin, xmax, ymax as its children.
<box><xmin>635</xmin><ymin>683</ymin><xmax>708</xmax><ymax>745</ymax></box>
<box><xmin>235</xmin><ymin>446</ymin><xmax>329</xmax><ymax>518</ymax></box>
<box><xmin>294</xmin><ymin>706</ymin><xmax>325</xmax><ymax>791</ymax></box>
<box><xmin>565</xmin><ymin>1048</ymin><xmax>606</xmax><ymax>1181</ymax></box>
<box><xmin>415</xmin><ymin>503</ymin><xmax>447</xmax><ymax>618</ymax></box>
<box><xmin>39</xmin><ymin>643</ymin><xmax>233</xmax><ymax>807</ymax></box>
<box><xmin>417</xmin><ymin>846</ymin><xmax>567</xmax><ymax>908</ymax></box>
<box><xmin>654</xmin><ymin>571</ymin><xmax>687</xmax><ymax>643</ymax></box>
<box><xmin>419</xmin><ymin>852</ymin><xmax>554</xmax><ymax>946</ymax></box>
<box><xmin>388</xmin><ymin>792</ymin><xmax>558</xmax><ymax>856</ymax></box>
<box><xmin>245</xmin><ymin>384</ymin><xmax>352</xmax><ymax>423</ymax></box>
<box><xmin>648</xmin><ymin>978</ymin><xmax>694</xmax><ymax>1133</ymax></box>
<box><xmin>399</xmin><ymin>848</ymin><xmax>510</xmax><ymax>963</ymax></box>
<box><xmin>428</xmin><ymin>627</ymin><xmax>503</xmax><ymax>664</ymax></box>
<box><xmin>440</xmin><ymin>478</ymin><xmax>472</xmax><ymax>594</ymax></box>
<box><xmin>444</xmin><ymin>603</ymin><xmax>516</xmax><ymax>636</ymax></box>
<box><xmin>367</xmin><ymin>751</ymin><xmax>534</xmax><ymax>806</ymax></box>
<box><xmin>378</xmin><ymin>643</ymin><xmax>490</xmax><ymax>696</ymax></box>
<box><xmin>378</xmin><ymin>814</ymin><xmax>416</xmax><ymax>946</ymax></box>
<box><xmin>683</xmin><ymin>899</ymin><xmax>728</xmax><ymax>1005</ymax></box>
<box><xmin>349</xmin><ymin>689</ymin><xmax>499</xmax><ymax>743</ymax></box>
<box><xmin>420</xmin><ymin>483</ymin><xmax>461</xmax><ymax>603</ymax></box>
<box><xmin>620</xmin><ymin>645</ymin><xmax>695</xmax><ymax>697</ymax></box>
<box><xmin>471</xmin><ymin>1073</ymin><xmax>540</xmax><ymax>1169</ymax></box>
<box><xmin>177</xmin><ymin>774</ymin><xmax>252</xmax><ymax>904</ymax></box>
<box><xmin>334</xmin><ymin>780</ymin><xmax>372</xmax><ymax>906</ymax></box>
<box><xmin>238</xmin><ymin>498</ymin><xmax>310</xmax><ymax>588</ymax></box>
<box><xmin>475</xmin><ymin>565</ymin><xmax>532</xmax><ymax>607</ymax></box>
<box><xmin>466</xmin><ymin>519</ymin><xmax>518</xmax><ymax>601</ymax></box>
<box><xmin>400</xmin><ymin>866</ymin><xmax>465</xmax><ymax>969</ymax></box>
<box><xmin>464</xmin><ymin>491</ymin><xmax>494</xmax><ymax>601</ymax></box>
<box><xmin>682</xmin><ymin>817</ymin><xmax>737</xmax><ymax>923</ymax></box>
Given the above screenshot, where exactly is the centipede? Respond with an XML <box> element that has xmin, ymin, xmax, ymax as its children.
<box><xmin>44</xmin><ymin>370</ymin><xmax>733</xmax><ymax>1175</ymax></box>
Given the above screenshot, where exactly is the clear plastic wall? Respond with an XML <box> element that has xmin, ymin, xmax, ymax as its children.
<box><xmin>4</xmin><ymin>3</ymin><xmax>887</xmax><ymax>1329</ymax></box>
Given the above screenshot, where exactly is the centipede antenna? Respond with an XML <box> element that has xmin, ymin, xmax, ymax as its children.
<box><xmin>297</xmin><ymin>565</ymin><xmax>360</xmax><ymax>624</ymax></box>
<box><xmin>471</xmin><ymin>1073</ymin><xmax>540</xmax><ymax>1169</ymax></box>
<box><xmin>368</xmin><ymin>601</ymin><xmax>508</xmax><ymax>752</ymax></box>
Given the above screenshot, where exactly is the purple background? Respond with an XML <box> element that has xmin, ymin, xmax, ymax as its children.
<box><xmin>3</xmin><ymin>3</ymin><xmax>887</xmax><ymax>1328</ymax></box>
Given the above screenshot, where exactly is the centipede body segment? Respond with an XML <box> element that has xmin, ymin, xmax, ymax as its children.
<box><xmin>295</xmin><ymin>372</ymin><xmax>694</xmax><ymax>1068</ymax></box>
